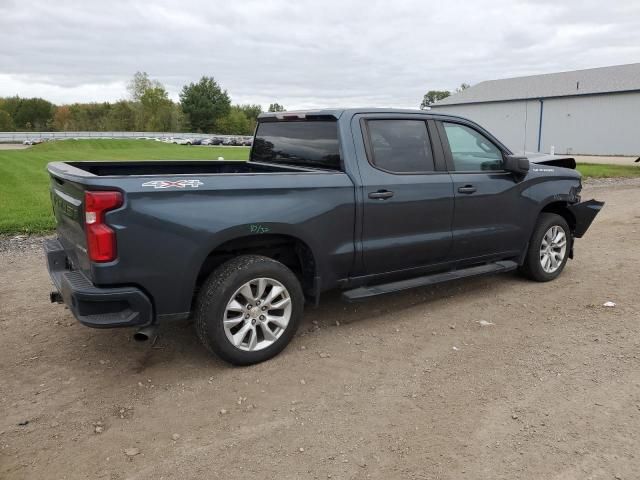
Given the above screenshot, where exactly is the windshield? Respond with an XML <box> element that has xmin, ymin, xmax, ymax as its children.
<box><xmin>251</xmin><ymin>120</ymin><xmax>341</xmax><ymax>170</ymax></box>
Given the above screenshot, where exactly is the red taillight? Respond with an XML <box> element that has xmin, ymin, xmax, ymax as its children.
<box><xmin>84</xmin><ymin>191</ymin><xmax>122</xmax><ymax>262</ymax></box>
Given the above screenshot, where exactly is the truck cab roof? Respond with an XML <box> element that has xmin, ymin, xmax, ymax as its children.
<box><xmin>258</xmin><ymin>108</ymin><xmax>470</xmax><ymax>122</ymax></box>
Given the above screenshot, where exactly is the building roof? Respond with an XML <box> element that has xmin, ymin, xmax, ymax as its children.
<box><xmin>432</xmin><ymin>63</ymin><xmax>640</xmax><ymax>106</ymax></box>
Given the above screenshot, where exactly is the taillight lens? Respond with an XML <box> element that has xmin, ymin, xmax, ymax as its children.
<box><xmin>84</xmin><ymin>191</ymin><xmax>122</xmax><ymax>262</ymax></box>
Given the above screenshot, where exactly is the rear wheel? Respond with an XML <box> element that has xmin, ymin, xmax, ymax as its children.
<box><xmin>195</xmin><ymin>255</ymin><xmax>304</xmax><ymax>365</ymax></box>
<box><xmin>519</xmin><ymin>213</ymin><xmax>570</xmax><ymax>282</ymax></box>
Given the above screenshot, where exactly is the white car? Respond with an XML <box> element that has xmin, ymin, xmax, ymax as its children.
<box><xmin>172</xmin><ymin>138</ymin><xmax>193</xmax><ymax>145</ymax></box>
<box><xmin>23</xmin><ymin>138</ymin><xmax>45</xmax><ymax>145</ymax></box>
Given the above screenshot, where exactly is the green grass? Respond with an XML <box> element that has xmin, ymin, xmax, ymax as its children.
<box><xmin>0</xmin><ymin>139</ymin><xmax>249</xmax><ymax>234</ymax></box>
<box><xmin>576</xmin><ymin>163</ymin><xmax>640</xmax><ymax>179</ymax></box>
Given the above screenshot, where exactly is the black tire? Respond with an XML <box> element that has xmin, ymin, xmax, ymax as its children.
<box><xmin>194</xmin><ymin>255</ymin><xmax>304</xmax><ymax>366</ymax></box>
<box><xmin>519</xmin><ymin>213</ymin><xmax>571</xmax><ymax>282</ymax></box>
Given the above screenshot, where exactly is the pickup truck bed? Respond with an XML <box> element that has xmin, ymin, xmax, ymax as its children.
<box><xmin>47</xmin><ymin>150</ymin><xmax>355</xmax><ymax>332</ymax></box>
<box><xmin>62</xmin><ymin>160</ymin><xmax>310</xmax><ymax>176</ymax></box>
<box><xmin>45</xmin><ymin>108</ymin><xmax>603</xmax><ymax>365</ymax></box>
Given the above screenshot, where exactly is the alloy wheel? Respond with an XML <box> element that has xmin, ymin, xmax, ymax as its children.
<box><xmin>223</xmin><ymin>278</ymin><xmax>292</xmax><ymax>351</ymax></box>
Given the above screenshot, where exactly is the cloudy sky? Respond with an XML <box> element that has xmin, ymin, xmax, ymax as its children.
<box><xmin>1</xmin><ymin>0</ymin><xmax>639</xmax><ymax>109</ymax></box>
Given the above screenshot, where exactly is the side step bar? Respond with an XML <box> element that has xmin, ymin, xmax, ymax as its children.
<box><xmin>342</xmin><ymin>260</ymin><xmax>518</xmax><ymax>302</ymax></box>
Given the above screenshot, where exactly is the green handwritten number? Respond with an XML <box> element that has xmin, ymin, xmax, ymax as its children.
<box><xmin>250</xmin><ymin>224</ymin><xmax>270</xmax><ymax>234</ymax></box>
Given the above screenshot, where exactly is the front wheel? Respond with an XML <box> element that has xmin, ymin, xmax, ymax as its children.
<box><xmin>519</xmin><ymin>213</ymin><xmax>571</xmax><ymax>282</ymax></box>
<box><xmin>195</xmin><ymin>255</ymin><xmax>304</xmax><ymax>365</ymax></box>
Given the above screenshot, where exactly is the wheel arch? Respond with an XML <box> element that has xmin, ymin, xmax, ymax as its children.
<box><xmin>519</xmin><ymin>200</ymin><xmax>577</xmax><ymax>266</ymax></box>
<box><xmin>539</xmin><ymin>201</ymin><xmax>577</xmax><ymax>233</ymax></box>
<box><xmin>194</xmin><ymin>233</ymin><xmax>318</xmax><ymax>303</ymax></box>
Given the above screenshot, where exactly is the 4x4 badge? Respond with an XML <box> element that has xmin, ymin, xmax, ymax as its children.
<box><xmin>142</xmin><ymin>179</ymin><xmax>203</xmax><ymax>189</ymax></box>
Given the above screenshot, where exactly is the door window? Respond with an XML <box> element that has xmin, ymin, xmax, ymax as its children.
<box><xmin>442</xmin><ymin>123</ymin><xmax>503</xmax><ymax>171</ymax></box>
<box><xmin>366</xmin><ymin>120</ymin><xmax>435</xmax><ymax>173</ymax></box>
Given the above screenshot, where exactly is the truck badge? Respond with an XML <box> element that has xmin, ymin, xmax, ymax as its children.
<box><xmin>142</xmin><ymin>179</ymin><xmax>204</xmax><ymax>189</ymax></box>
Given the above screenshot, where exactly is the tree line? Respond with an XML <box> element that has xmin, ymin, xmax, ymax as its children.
<box><xmin>0</xmin><ymin>73</ymin><xmax>471</xmax><ymax>133</ymax></box>
<box><xmin>0</xmin><ymin>72</ymin><xmax>287</xmax><ymax>135</ymax></box>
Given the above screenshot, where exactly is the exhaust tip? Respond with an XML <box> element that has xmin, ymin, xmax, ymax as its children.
<box><xmin>133</xmin><ymin>326</ymin><xmax>157</xmax><ymax>342</ymax></box>
<box><xmin>133</xmin><ymin>331</ymin><xmax>149</xmax><ymax>342</ymax></box>
<box><xmin>50</xmin><ymin>291</ymin><xmax>63</xmax><ymax>304</ymax></box>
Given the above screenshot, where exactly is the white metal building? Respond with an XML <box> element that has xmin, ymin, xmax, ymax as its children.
<box><xmin>430</xmin><ymin>63</ymin><xmax>640</xmax><ymax>156</ymax></box>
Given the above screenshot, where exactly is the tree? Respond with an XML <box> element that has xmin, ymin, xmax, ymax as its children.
<box><xmin>268</xmin><ymin>103</ymin><xmax>285</xmax><ymax>112</ymax></box>
<box><xmin>67</xmin><ymin>103</ymin><xmax>112</xmax><ymax>131</ymax></box>
<box><xmin>140</xmin><ymin>86</ymin><xmax>174</xmax><ymax>131</ymax></box>
<box><xmin>216</xmin><ymin>106</ymin><xmax>252</xmax><ymax>135</ymax></box>
<box><xmin>0</xmin><ymin>110</ymin><xmax>14</xmax><ymax>131</ymax></box>
<box><xmin>53</xmin><ymin>106</ymin><xmax>72</xmax><ymax>131</ymax></box>
<box><xmin>106</xmin><ymin>101</ymin><xmax>136</xmax><ymax>131</ymax></box>
<box><xmin>4</xmin><ymin>97</ymin><xmax>55</xmax><ymax>130</ymax></box>
<box><xmin>238</xmin><ymin>104</ymin><xmax>262</xmax><ymax>133</ymax></box>
<box><xmin>179</xmin><ymin>76</ymin><xmax>231</xmax><ymax>133</ymax></box>
<box><xmin>239</xmin><ymin>104</ymin><xmax>262</xmax><ymax>122</ymax></box>
<box><xmin>420</xmin><ymin>90</ymin><xmax>451</xmax><ymax>109</ymax></box>
<box><xmin>127</xmin><ymin>72</ymin><xmax>162</xmax><ymax>102</ymax></box>
<box><xmin>456</xmin><ymin>83</ymin><xmax>471</xmax><ymax>93</ymax></box>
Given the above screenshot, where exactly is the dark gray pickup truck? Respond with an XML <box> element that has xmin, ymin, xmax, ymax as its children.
<box><xmin>45</xmin><ymin>108</ymin><xmax>603</xmax><ymax>365</ymax></box>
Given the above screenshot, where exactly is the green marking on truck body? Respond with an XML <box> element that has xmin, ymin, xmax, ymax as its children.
<box><xmin>249</xmin><ymin>224</ymin><xmax>270</xmax><ymax>234</ymax></box>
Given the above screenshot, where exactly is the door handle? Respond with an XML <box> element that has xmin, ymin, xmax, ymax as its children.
<box><xmin>457</xmin><ymin>185</ymin><xmax>477</xmax><ymax>194</ymax></box>
<box><xmin>368</xmin><ymin>190</ymin><xmax>394</xmax><ymax>200</ymax></box>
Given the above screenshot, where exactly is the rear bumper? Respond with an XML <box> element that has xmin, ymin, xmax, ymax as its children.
<box><xmin>568</xmin><ymin>199</ymin><xmax>605</xmax><ymax>238</ymax></box>
<box><xmin>44</xmin><ymin>238</ymin><xmax>153</xmax><ymax>328</ymax></box>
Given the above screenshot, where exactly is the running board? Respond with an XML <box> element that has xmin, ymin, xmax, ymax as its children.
<box><xmin>342</xmin><ymin>260</ymin><xmax>518</xmax><ymax>302</ymax></box>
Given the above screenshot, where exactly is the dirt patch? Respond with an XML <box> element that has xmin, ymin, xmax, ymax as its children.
<box><xmin>1</xmin><ymin>181</ymin><xmax>639</xmax><ymax>479</ymax></box>
<box><xmin>0</xmin><ymin>144</ymin><xmax>30</xmax><ymax>150</ymax></box>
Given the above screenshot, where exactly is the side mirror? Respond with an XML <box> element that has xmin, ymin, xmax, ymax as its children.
<box><xmin>504</xmin><ymin>155</ymin><xmax>529</xmax><ymax>175</ymax></box>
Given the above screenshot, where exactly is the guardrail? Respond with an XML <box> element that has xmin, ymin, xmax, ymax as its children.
<box><xmin>0</xmin><ymin>131</ymin><xmax>248</xmax><ymax>142</ymax></box>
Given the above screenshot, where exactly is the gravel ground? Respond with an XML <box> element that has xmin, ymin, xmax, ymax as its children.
<box><xmin>0</xmin><ymin>234</ymin><xmax>53</xmax><ymax>256</ymax></box>
<box><xmin>1</xmin><ymin>179</ymin><xmax>639</xmax><ymax>480</ymax></box>
<box><xmin>0</xmin><ymin>144</ymin><xmax>30</xmax><ymax>150</ymax></box>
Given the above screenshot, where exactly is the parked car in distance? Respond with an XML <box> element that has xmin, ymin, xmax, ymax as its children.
<box><xmin>45</xmin><ymin>108</ymin><xmax>603</xmax><ymax>366</ymax></box>
<box><xmin>242</xmin><ymin>137</ymin><xmax>253</xmax><ymax>146</ymax></box>
<box><xmin>223</xmin><ymin>137</ymin><xmax>244</xmax><ymax>146</ymax></box>
<box><xmin>172</xmin><ymin>138</ymin><xmax>193</xmax><ymax>145</ymax></box>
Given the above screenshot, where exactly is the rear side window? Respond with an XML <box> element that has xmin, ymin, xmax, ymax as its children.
<box><xmin>366</xmin><ymin>120</ymin><xmax>435</xmax><ymax>173</ymax></box>
<box><xmin>251</xmin><ymin>120</ymin><xmax>341</xmax><ymax>170</ymax></box>
<box><xmin>442</xmin><ymin>122</ymin><xmax>504</xmax><ymax>171</ymax></box>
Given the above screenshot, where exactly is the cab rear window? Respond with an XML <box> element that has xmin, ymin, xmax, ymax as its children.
<box><xmin>251</xmin><ymin>120</ymin><xmax>341</xmax><ymax>170</ymax></box>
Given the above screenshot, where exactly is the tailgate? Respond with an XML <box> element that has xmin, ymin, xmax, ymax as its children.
<box><xmin>49</xmin><ymin>171</ymin><xmax>90</xmax><ymax>272</ymax></box>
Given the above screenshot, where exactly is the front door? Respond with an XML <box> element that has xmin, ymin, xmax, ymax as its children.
<box><xmin>437</xmin><ymin>120</ymin><xmax>527</xmax><ymax>261</ymax></box>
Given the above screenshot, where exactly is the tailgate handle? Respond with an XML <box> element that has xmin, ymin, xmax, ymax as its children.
<box><xmin>368</xmin><ymin>190</ymin><xmax>394</xmax><ymax>200</ymax></box>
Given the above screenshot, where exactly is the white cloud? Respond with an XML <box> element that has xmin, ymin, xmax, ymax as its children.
<box><xmin>0</xmin><ymin>0</ymin><xmax>639</xmax><ymax>109</ymax></box>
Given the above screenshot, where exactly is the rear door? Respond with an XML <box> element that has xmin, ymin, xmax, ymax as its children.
<box><xmin>437</xmin><ymin>120</ymin><xmax>526</xmax><ymax>261</ymax></box>
<box><xmin>355</xmin><ymin>115</ymin><xmax>454</xmax><ymax>275</ymax></box>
